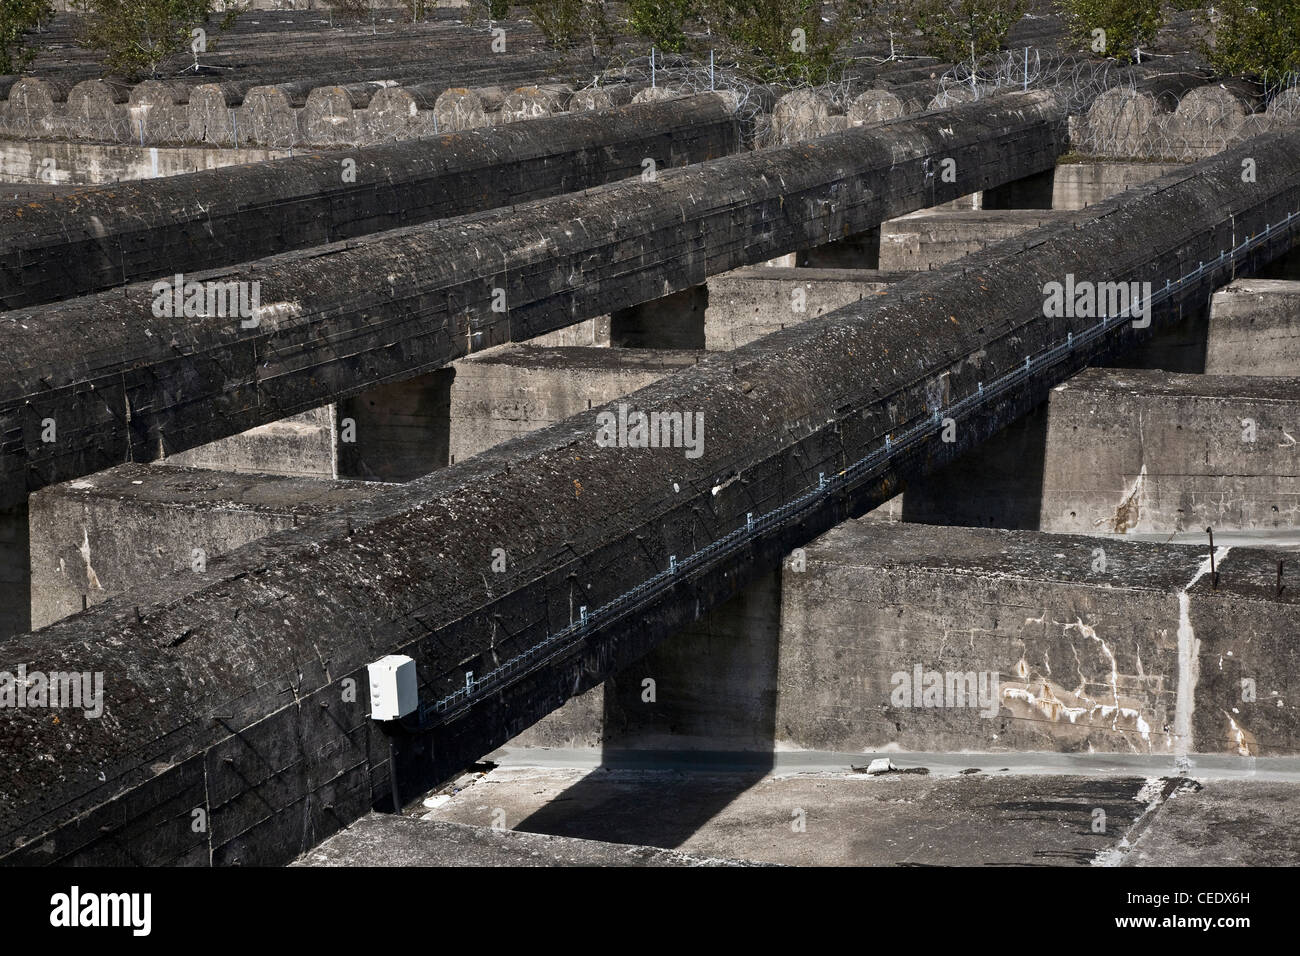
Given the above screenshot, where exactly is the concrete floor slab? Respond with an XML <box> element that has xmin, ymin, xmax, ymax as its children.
<box><xmin>293</xmin><ymin>814</ymin><xmax>765</xmax><ymax>867</ymax></box>
<box><xmin>1123</xmin><ymin>780</ymin><xmax>1300</xmax><ymax>866</ymax></box>
<box><xmin>418</xmin><ymin>764</ymin><xmax>1159</xmax><ymax>866</ymax></box>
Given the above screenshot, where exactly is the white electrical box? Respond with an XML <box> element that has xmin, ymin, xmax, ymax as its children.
<box><xmin>368</xmin><ymin>655</ymin><xmax>417</xmax><ymax>721</ymax></box>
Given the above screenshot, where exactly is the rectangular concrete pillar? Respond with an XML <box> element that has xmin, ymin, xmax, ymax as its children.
<box><xmin>529</xmin><ymin>316</ymin><xmax>612</xmax><ymax>348</ymax></box>
<box><xmin>27</xmin><ymin>464</ymin><xmax>380</xmax><ymax>629</ymax></box>
<box><xmin>1258</xmin><ymin>245</ymin><xmax>1300</xmax><ymax>280</ymax></box>
<box><xmin>887</xmin><ymin>367</ymin><xmax>1300</xmax><ymax>535</ymax></box>
<box><xmin>1039</xmin><ymin>368</ymin><xmax>1300</xmax><ymax>535</ymax></box>
<box><xmin>704</xmin><ymin>266</ymin><xmax>905</xmax><ymax>351</ymax></box>
<box><xmin>336</xmin><ymin>370</ymin><xmax>454</xmax><ymax>482</ymax></box>
<box><xmin>879</xmin><ymin>209</ymin><xmax>1064</xmax><ymax>271</ymax></box>
<box><xmin>602</xmin><ymin>572</ymin><xmax>781</xmax><ymax>752</ymax></box>
<box><xmin>1207</xmin><ymin>279</ymin><xmax>1300</xmax><ymax>375</ymax></box>
<box><xmin>609</xmin><ymin>285</ymin><xmax>708</xmax><ymax>349</ymax></box>
<box><xmin>510</xmin><ymin>572</ymin><xmax>782</xmax><ymax>753</ymax></box>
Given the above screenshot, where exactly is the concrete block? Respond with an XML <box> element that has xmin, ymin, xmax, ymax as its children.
<box><xmin>610</xmin><ymin>285</ymin><xmax>709</xmax><ymax>349</ymax></box>
<box><xmin>163</xmin><ymin>407</ymin><xmax>337</xmax><ymax>478</ymax></box>
<box><xmin>432</xmin><ymin>88</ymin><xmax>486</xmax><ymax>131</ymax></box>
<box><xmin>771</xmin><ymin>90</ymin><xmax>842</xmax><ymax>144</ymax></box>
<box><xmin>27</xmin><ymin>462</ymin><xmax>379</xmax><ymax>628</ymax></box>
<box><xmin>1052</xmin><ymin>161</ymin><xmax>1184</xmax><ymax>210</ymax></box>
<box><xmin>0</xmin><ymin>501</ymin><xmax>28</xmax><ymax>639</ymax></box>
<box><xmin>879</xmin><ymin>209</ymin><xmax>1064</xmax><ymax>271</ymax></box>
<box><xmin>336</xmin><ymin>370</ymin><xmax>454</xmax><ymax>482</ymax></box>
<box><xmin>187</xmin><ymin>84</ymin><xmax>235</xmax><ymax>145</ymax></box>
<box><xmin>704</xmin><ymin>266</ymin><xmax>904</xmax><ymax>350</ymax></box>
<box><xmin>777</xmin><ymin>520</ymin><xmax>1300</xmax><ymax>755</ymax></box>
<box><xmin>847</xmin><ymin>89</ymin><xmax>907</xmax><ymax>126</ymax></box>
<box><xmin>364</xmin><ymin>86</ymin><xmax>424</xmax><ymax>142</ymax></box>
<box><xmin>447</xmin><ymin>346</ymin><xmax>698</xmax><ymax>464</ymax></box>
<box><xmin>302</xmin><ymin>86</ymin><xmax>358</xmax><ymax>145</ymax></box>
<box><xmin>242</xmin><ymin>85</ymin><xmax>298</xmax><ymax>147</ymax></box>
<box><xmin>1039</xmin><ymin>368</ymin><xmax>1300</xmax><ymax>534</ymax></box>
<box><xmin>1207</xmin><ymin>279</ymin><xmax>1300</xmax><ymax>376</ymax></box>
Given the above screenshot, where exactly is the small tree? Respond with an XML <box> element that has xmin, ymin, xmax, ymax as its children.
<box><xmin>626</xmin><ymin>0</ymin><xmax>697</xmax><ymax>53</ymax></box>
<box><xmin>1203</xmin><ymin>0</ymin><xmax>1300</xmax><ymax>80</ymax></box>
<box><xmin>858</xmin><ymin>0</ymin><xmax>920</xmax><ymax>60</ymax></box>
<box><xmin>700</xmin><ymin>0</ymin><xmax>857</xmax><ymax>84</ymax></box>
<box><xmin>0</xmin><ymin>0</ymin><xmax>52</xmax><ymax>74</ymax></box>
<box><xmin>529</xmin><ymin>0</ymin><xmax>611</xmax><ymax>52</ymax></box>
<box><xmin>910</xmin><ymin>0</ymin><xmax>1028</xmax><ymax>64</ymax></box>
<box><xmin>82</xmin><ymin>0</ymin><xmax>240</xmax><ymax>78</ymax></box>
<box><xmin>1058</xmin><ymin>0</ymin><xmax>1164</xmax><ymax>63</ymax></box>
<box><xmin>400</xmin><ymin>0</ymin><xmax>427</xmax><ymax>22</ymax></box>
<box><xmin>321</xmin><ymin>0</ymin><xmax>370</xmax><ymax>26</ymax></box>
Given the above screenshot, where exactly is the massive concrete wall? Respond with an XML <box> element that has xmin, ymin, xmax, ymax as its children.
<box><xmin>1039</xmin><ymin>368</ymin><xmax>1300</xmax><ymax>534</ymax></box>
<box><xmin>779</xmin><ymin>521</ymin><xmax>1297</xmax><ymax>756</ymax></box>
<box><xmin>28</xmin><ymin>464</ymin><xmax>380</xmax><ymax>629</ymax></box>
<box><xmin>0</xmin><ymin>94</ymin><xmax>740</xmax><ymax>309</ymax></box>
<box><xmin>1</xmin><ymin>126</ymin><xmax>1296</xmax><ymax>866</ymax></box>
<box><xmin>704</xmin><ymin>267</ymin><xmax>904</xmax><ymax>351</ymax></box>
<box><xmin>1206</xmin><ymin>279</ymin><xmax>1300</xmax><ymax>375</ymax></box>
<box><xmin>0</xmin><ymin>92</ymin><xmax>1067</xmax><ymax>510</ymax></box>
<box><xmin>0</xmin><ymin>139</ymin><xmax>292</xmax><ymax>186</ymax></box>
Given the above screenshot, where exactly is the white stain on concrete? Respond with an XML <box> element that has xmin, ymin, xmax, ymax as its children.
<box><xmin>1174</xmin><ymin>547</ymin><xmax>1230</xmax><ymax>759</ymax></box>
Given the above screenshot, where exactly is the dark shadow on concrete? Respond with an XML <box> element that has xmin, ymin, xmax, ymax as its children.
<box><xmin>1108</xmin><ymin>306</ymin><xmax>1210</xmax><ymax>374</ymax></box>
<box><xmin>901</xmin><ymin>401</ymin><xmax>1050</xmax><ymax>530</ymax></box>
<box><xmin>0</xmin><ymin>498</ymin><xmax>30</xmax><ymax>640</ymax></box>
<box><xmin>515</xmin><ymin>573</ymin><xmax>781</xmax><ymax>849</ymax></box>
<box><xmin>610</xmin><ymin>285</ymin><xmax>708</xmax><ymax>349</ymax></box>
<box><xmin>982</xmin><ymin>168</ymin><xmax>1056</xmax><ymax>210</ymax></box>
<box><xmin>337</xmin><ymin>368</ymin><xmax>454</xmax><ymax>481</ymax></box>
<box><xmin>1260</xmin><ymin>246</ymin><xmax>1300</xmax><ymax>280</ymax></box>
<box><xmin>797</xmin><ymin>227</ymin><xmax>881</xmax><ymax>269</ymax></box>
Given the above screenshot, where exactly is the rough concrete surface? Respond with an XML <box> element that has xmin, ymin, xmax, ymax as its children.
<box><xmin>2</xmin><ymin>126</ymin><xmax>1296</xmax><ymax>866</ymax></box>
<box><xmin>1124</xmin><ymin>780</ymin><xmax>1300</xmax><ymax>865</ymax></box>
<box><xmin>294</xmin><ymin>814</ymin><xmax>765</xmax><ymax>867</ymax></box>
<box><xmin>417</xmin><ymin>765</ymin><xmax>1158</xmax><ymax>866</ymax></box>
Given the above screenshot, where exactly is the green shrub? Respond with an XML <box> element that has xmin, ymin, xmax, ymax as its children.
<box><xmin>700</xmin><ymin>0</ymin><xmax>856</xmax><ymax>84</ymax></box>
<box><xmin>82</xmin><ymin>0</ymin><xmax>240</xmax><ymax>78</ymax></box>
<box><xmin>530</xmin><ymin>0</ymin><xmax>611</xmax><ymax>50</ymax></box>
<box><xmin>1058</xmin><ymin>0</ymin><xmax>1164</xmax><ymax>63</ymax></box>
<box><xmin>1203</xmin><ymin>0</ymin><xmax>1300</xmax><ymax>79</ymax></box>
<box><xmin>626</xmin><ymin>0</ymin><xmax>696</xmax><ymax>52</ymax></box>
<box><xmin>0</xmin><ymin>0</ymin><xmax>52</xmax><ymax>74</ymax></box>
<box><xmin>910</xmin><ymin>0</ymin><xmax>1028</xmax><ymax>63</ymax></box>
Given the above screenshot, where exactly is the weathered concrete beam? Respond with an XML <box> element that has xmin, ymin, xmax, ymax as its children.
<box><xmin>1</xmin><ymin>126</ymin><xmax>1296</xmax><ymax>866</ymax></box>
<box><xmin>0</xmin><ymin>92</ymin><xmax>1068</xmax><ymax>509</ymax></box>
<box><xmin>0</xmin><ymin>94</ymin><xmax>741</xmax><ymax>309</ymax></box>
